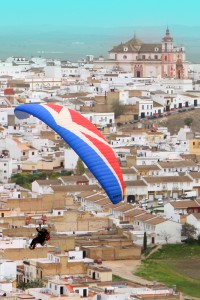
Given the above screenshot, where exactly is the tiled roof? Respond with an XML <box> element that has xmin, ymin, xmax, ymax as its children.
<box><xmin>190</xmin><ymin>212</ymin><xmax>200</xmax><ymax>220</ymax></box>
<box><xmin>60</xmin><ymin>175</ymin><xmax>88</xmax><ymax>182</ymax></box>
<box><xmin>35</xmin><ymin>179</ymin><xmax>61</xmax><ymax>186</ymax></box>
<box><xmin>84</xmin><ymin>171</ymin><xmax>96</xmax><ymax>179</ymax></box>
<box><xmin>113</xmin><ymin>203</ymin><xmax>135</xmax><ymax>212</ymax></box>
<box><xmin>139</xmin><ymin>43</ymin><xmax>161</xmax><ymax>53</ymax></box>
<box><xmin>189</xmin><ymin>171</ymin><xmax>200</xmax><ymax>179</ymax></box>
<box><xmin>51</xmin><ymin>185</ymin><xmax>100</xmax><ymax>192</ymax></box>
<box><xmin>94</xmin><ymin>198</ymin><xmax>110</xmax><ymax>206</ymax></box>
<box><xmin>77</xmin><ymin>191</ymin><xmax>98</xmax><ymax>198</ymax></box>
<box><xmin>124</xmin><ymin>208</ymin><xmax>145</xmax><ymax>217</ymax></box>
<box><xmin>134</xmin><ymin>213</ymin><xmax>155</xmax><ymax>221</ymax></box>
<box><xmin>170</xmin><ymin>200</ymin><xmax>200</xmax><ymax>208</ymax></box>
<box><xmin>158</xmin><ymin>160</ymin><xmax>197</xmax><ymax>168</ymax></box>
<box><xmin>12</xmin><ymin>138</ymin><xmax>32</xmax><ymax>151</ymax></box>
<box><xmin>85</xmin><ymin>194</ymin><xmax>107</xmax><ymax>202</ymax></box>
<box><xmin>143</xmin><ymin>175</ymin><xmax>193</xmax><ymax>183</ymax></box>
<box><xmin>109</xmin><ymin>36</ymin><xmax>143</xmax><ymax>53</ymax></box>
<box><xmin>153</xmin><ymin>101</ymin><xmax>163</xmax><ymax>107</ymax></box>
<box><xmin>122</xmin><ymin>168</ymin><xmax>137</xmax><ymax>174</ymax></box>
<box><xmin>104</xmin><ymin>202</ymin><xmax>126</xmax><ymax>209</ymax></box>
<box><xmin>125</xmin><ymin>180</ymin><xmax>147</xmax><ymax>187</ymax></box>
<box><xmin>145</xmin><ymin>216</ymin><xmax>167</xmax><ymax>225</ymax></box>
<box><xmin>134</xmin><ymin>165</ymin><xmax>161</xmax><ymax>171</ymax></box>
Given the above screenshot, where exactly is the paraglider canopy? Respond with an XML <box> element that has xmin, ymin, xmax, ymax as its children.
<box><xmin>14</xmin><ymin>103</ymin><xmax>124</xmax><ymax>204</ymax></box>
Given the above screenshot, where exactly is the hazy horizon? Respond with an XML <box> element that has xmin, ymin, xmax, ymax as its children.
<box><xmin>0</xmin><ymin>25</ymin><xmax>199</xmax><ymax>63</ymax></box>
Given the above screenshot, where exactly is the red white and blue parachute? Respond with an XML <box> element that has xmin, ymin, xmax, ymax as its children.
<box><xmin>14</xmin><ymin>103</ymin><xmax>124</xmax><ymax>204</ymax></box>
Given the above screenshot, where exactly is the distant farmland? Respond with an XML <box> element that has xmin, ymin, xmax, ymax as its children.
<box><xmin>135</xmin><ymin>244</ymin><xmax>200</xmax><ymax>298</ymax></box>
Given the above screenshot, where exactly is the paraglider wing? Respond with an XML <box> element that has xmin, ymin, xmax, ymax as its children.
<box><xmin>14</xmin><ymin>103</ymin><xmax>124</xmax><ymax>204</ymax></box>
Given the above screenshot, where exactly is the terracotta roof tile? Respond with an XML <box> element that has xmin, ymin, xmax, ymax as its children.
<box><xmin>125</xmin><ymin>180</ymin><xmax>147</xmax><ymax>187</ymax></box>
<box><xmin>169</xmin><ymin>200</ymin><xmax>200</xmax><ymax>208</ymax></box>
<box><xmin>143</xmin><ymin>176</ymin><xmax>193</xmax><ymax>183</ymax></box>
<box><xmin>145</xmin><ymin>216</ymin><xmax>167</xmax><ymax>225</ymax></box>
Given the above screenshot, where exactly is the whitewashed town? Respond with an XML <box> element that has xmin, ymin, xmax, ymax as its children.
<box><xmin>0</xmin><ymin>28</ymin><xmax>200</xmax><ymax>299</ymax></box>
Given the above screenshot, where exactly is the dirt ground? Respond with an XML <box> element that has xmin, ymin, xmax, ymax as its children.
<box><xmin>102</xmin><ymin>259</ymin><xmax>151</xmax><ymax>285</ymax></box>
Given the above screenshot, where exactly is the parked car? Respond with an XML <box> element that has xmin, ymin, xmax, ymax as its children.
<box><xmin>139</xmin><ymin>199</ymin><xmax>149</xmax><ymax>205</ymax></box>
<box><xmin>157</xmin><ymin>198</ymin><xmax>164</xmax><ymax>206</ymax></box>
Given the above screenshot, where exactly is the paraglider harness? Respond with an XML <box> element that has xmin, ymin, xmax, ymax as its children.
<box><xmin>29</xmin><ymin>225</ymin><xmax>50</xmax><ymax>249</ymax></box>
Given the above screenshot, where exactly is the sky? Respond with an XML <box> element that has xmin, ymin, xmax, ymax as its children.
<box><xmin>0</xmin><ymin>0</ymin><xmax>199</xmax><ymax>62</ymax></box>
<box><xmin>1</xmin><ymin>0</ymin><xmax>200</xmax><ymax>30</ymax></box>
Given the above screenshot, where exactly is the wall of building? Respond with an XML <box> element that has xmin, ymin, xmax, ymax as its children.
<box><xmin>36</xmin><ymin>260</ymin><xmax>87</xmax><ymax>279</ymax></box>
<box><xmin>5</xmin><ymin>194</ymin><xmax>66</xmax><ymax>212</ymax></box>
<box><xmin>83</xmin><ymin>245</ymin><xmax>141</xmax><ymax>260</ymax></box>
<box><xmin>0</xmin><ymin>247</ymin><xmax>50</xmax><ymax>260</ymax></box>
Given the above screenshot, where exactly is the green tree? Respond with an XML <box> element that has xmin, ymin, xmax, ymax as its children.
<box><xmin>11</xmin><ymin>171</ymin><xmax>72</xmax><ymax>189</ymax></box>
<box><xmin>17</xmin><ymin>279</ymin><xmax>44</xmax><ymax>290</ymax></box>
<box><xmin>111</xmin><ymin>101</ymin><xmax>125</xmax><ymax>118</ymax></box>
<box><xmin>75</xmin><ymin>158</ymin><xmax>85</xmax><ymax>175</ymax></box>
<box><xmin>143</xmin><ymin>231</ymin><xmax>147</xmax><ymax>251</ymax></box>
<box><xmin>181</xmin><ymin>223</ymin><xmax>197</xmax><ymax>240</ymax></box>
<box><xmin>184</xmin><ymin>117</ymin><xmax>193</xmax><ymax>127</ymax></box>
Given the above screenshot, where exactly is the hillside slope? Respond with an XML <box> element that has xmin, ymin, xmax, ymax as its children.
<box><xmin>157</xmin><ymin>109</ymin><xmax>200</xmax><ymax>135</ymax></box>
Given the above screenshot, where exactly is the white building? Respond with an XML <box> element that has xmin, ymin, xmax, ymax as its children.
<box><xmin>64</xmin><ymin>148</ymin><xmax>83</xmax><ymax>171</ymax></box>
<box><xmin>44</xmin><ymin>61</ymin><xmax>62</xmax><ymax>78</ymax></box>
<box><xmin>186</xmin><ymin>213</ymin><xmax>200</xmax><ymax>237</ymax></box>
<box><xmin>133</xmin><ymin>214</ymin><xmax>182</xmax><ymax>244</ymax></box>
<box><xmin>83</xmin><ymin>112</ymin><xmax>115</xmax><ymax>127</ymax></box>
<box><xmin>0</xmin><ymin>259</ymin><xmax>16</xmax><ymax>281</ymax></box>
<box><xmin>137</xmin><ymin>98</ymin><xmax>153</xmax><ymax>118</ymax></box>
<box><xmin>0</xmin><ymin>157</ymin><xmax>12</xmax><ymax>183</ymax></box>
<box><xmin>164</xmin><ymin>200</ymin><xmax>200</xmax><ymax>223</ymax></box>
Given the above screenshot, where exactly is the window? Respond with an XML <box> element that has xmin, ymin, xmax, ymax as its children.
<box><xmin>32</xmin><ymin>152</ymin><xmax>34</xmax><ymax>155</ymax></box>
<box><xmin>123</xmin><ymin>47</ymin><xmax>128</xmax><ymax>52</ymax></box>
<box><xmin>123</xmin><ymin>55</ymin><xmax>127</xmax><ymax>59</ymax></box>
<box><xmin>154</xmin><ymin>55</ymin><xmax>158</xmax><ymax>59</ymax></box>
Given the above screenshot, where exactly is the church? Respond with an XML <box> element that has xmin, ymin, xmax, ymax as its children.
<box><xmin>94</xmin><ymin>28</ymin><xmax>188</xmax><ymax>79</ymax></box>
